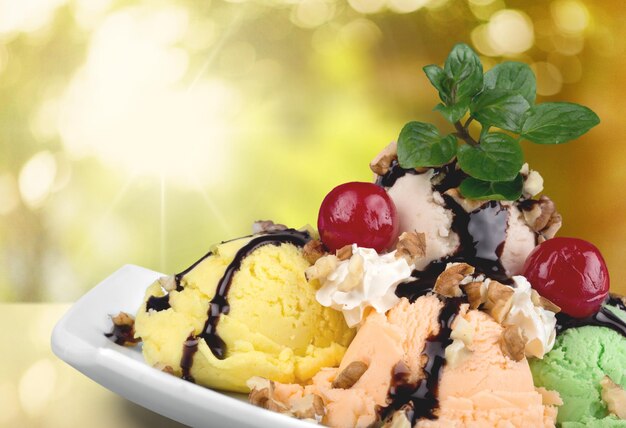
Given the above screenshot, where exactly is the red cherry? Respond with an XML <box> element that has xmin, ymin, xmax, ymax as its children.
<box><xmin>522</xmin><ymin>237</ymin><xmax>610</xmax><ymax>318</ymax></box>
<box><xmin>318</xmin><ymin>182</ymin><xmax>399</xmax><ymax>253</ymax></box>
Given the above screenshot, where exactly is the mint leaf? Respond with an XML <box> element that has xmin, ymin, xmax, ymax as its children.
<box><xmin>484</xmin><ymin>62</ymin><xmax>536</xmax><ymax>105</ymax></box>
<box><xmin>521</xmin><ymin>102</ymin><xmax>600</xmax><ymax>144</ymax></box>
<box><xmin>457</xmin><ymin>132</ymin><xmax>523</xmax><ymax>181</ymax></box>
<box><xmin>470</xmin><ymin>89</ymin><xmax>530</xmax><ymax>132</ymax></box>
<box><xmin>424</xmin><ymin>65</ymin><xmax>451</xmax><ymax>105</ymax></box>
<box><xmin>434</xmin><ymin>100</ymin><xmax>469</xmax><ymax>123</ymax></box>
<box><xmin>397</xmin><ymin>121</ymin><xmax>457</xmax><ymax>168</ymax></box>
<box><xmin>459</xmin><ymin>175</ymin><xmax>523</xmax><ymax>201</ymax></box>
<box><xmin>444</xmin><ymin>43</ymin><xmax>483</xmax><ymax>104</ymax></box>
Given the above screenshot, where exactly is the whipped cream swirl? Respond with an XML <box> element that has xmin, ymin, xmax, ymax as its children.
<box><xmin>505</xmin><ymin>276</ymin><xmax>557</xmax><ymax>358</ymax></box>
<box><xmin>315</xmin><ymin>245</ymin><xmax>413</xmax><ymax>327</ymax></box>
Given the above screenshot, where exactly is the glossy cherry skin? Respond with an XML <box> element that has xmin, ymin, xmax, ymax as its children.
<box><xmin>522</xmin><ymin>237</ymin><xmax>610</xmax><ymax>318</ymax></box>
<box><xmin>318</xmin><ymin>182</ymin><xmax>399</xmax><ymax>253</ymax></box>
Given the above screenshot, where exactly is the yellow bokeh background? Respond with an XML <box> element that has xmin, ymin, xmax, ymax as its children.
<box><xmin>1</xmin><ymin>0</ymin><xmax>625</xmax><ymax>301</ymax></box>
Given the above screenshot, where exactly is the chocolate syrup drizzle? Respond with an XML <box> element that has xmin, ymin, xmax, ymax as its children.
<box><xmin>146</xmin><ymin>294</ymin><xmax>171</xmax><ymax>312</ymax></box>
<box><xmin>104</xmin><ymin>322</ymin><xmax>139</xmax><ymax>346</ymax></box>
<box><xmin>198</xmin><ymin>229</ymin><xmax>311</xmax><ymax>359</ymax></box>
<box><xmin>555</xmin><ymin>295</ymin><xmax>626</xmax><ymax>338</ymax></box>
<box><xmin>181</xmin><ymin>335</ymin><xmax>199</xmax><ymax>382</ymax></box>
<box><xmin>385</xmin><ymin>297</ymin><xmax>464</xmax><ymax>423</ymax></box>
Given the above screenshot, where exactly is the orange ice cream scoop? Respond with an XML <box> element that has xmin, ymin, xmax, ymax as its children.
<box><xmin>266</xmin><ymin>295</ymin><xmax>559</xmax><ymax>428</ymax></box>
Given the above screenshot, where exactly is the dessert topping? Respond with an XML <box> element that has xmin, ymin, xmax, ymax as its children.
<box><xmin>158</xmin><ymin>275</ymin><xmax>177</xmax><ymax>292</ymax></box>
<box><xmin>600</xmin><ymin>376</ymin><xmax>626</xmax><ymax>420</ymax></box>
<box><xmin>443</xmin><ymin>188</ymin><xmax>485</xmax><ymax>213</ymax></box>
<box><xmin>335</xmin><ymin>244</ymin><xmax>353</xmax><ymax>261</ymax></box>
<box><xmin>520</xmin><ymin>163</ymin><xmax>544</xmax><ymax>198</ymax></box>
<box><xmin>370</xmin><ymin>141</ymin><xmax>398</xmax><ymax>176</ymax></box>
<box><xmin>499</xmin><ymin>325</ymin><xmax>527</xmax><ymax>361</ymax></box>
<box><xmin>434</xmin><ymin>262</ymin><xmax>475</xmax><ymax>298</ymax></box>
<box><xmin>394</xmin><ymin>231</ymin><xmax>426</xmax><ymax>265</ymax></box>
<box><xmin>483</xmin><ymin>281</ymin><xmax>515</xmax><ymax>323</ymax></box>
<box><xmin>523</xmin><ymin>237</ymin><xmax>610</xmax><ymax>318</ymax></box>
<box><xmin>105</xmin><ymin>312</ymin><xmax>141</xmax><ymax>346</ymax></box>
<box><xmin>520</xmin><ymin>196</ymin><xmax>562</xmax><ymax>239</ymax></box>
<box><xmin>247</xmin><ymin>377</ymin><xmax>325</xmax><ymax>422</ymax></box>
<box><xmin>331</xmin><ymin>361</ymin><xmax>368</xmax><ymax>389</ymax></box>
<box><xmin>318</xmin><ymin>182</ymin><xmax>399</xmax><ymax>253</ymax></box>
<box><xmin>153</xmin><ymin>363</ymin><xmax>175</xmax><ymax>375</ymax></box>
<box><xmin>314</xmin><ymin>246</ymin><xmax>413</xmax><ymax>327</ymax></box>
<box><xmin>302</xmin><ymin>239</ymin><xmax>326</xmax><ymax>265</ymax></box>
<box><xmin>252</xmin><ymin>220</ymin><xmax>288</xmax><ymax>234</ymax></box>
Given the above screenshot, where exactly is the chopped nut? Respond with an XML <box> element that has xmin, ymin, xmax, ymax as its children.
<box><xmin>395</xmin><ymin>231</ymin><xmax>426</xmax><ymax>264</ymax></box>
<box><xmin>536</xmin><ymin>387</ymin><xmax>563</xmax><ymax>406</ymax></box>
<box><xmin>434</xmin><ymin>263</ymin><xmax>475</xmax><ymax>298</ymax></box>
<box><xmin>337</xmin><ymin>253</ymin><xmax>364</xmax><ymax>292</ymax></box>
<box><xmin>303</xmin><ymin>239</ymin><xmax>326</xmax><ymax>265</ymax></box>
<box><xmin>291</xmin><ymin>394</ymin><xmax>325</xmax><ymax>421</ymax></box>
<box><xmin>523</xmin><ymin>170</ymin><xmax>544</xmax><ymax>198</ymax></box>
<box><xmin>332</xmin><ymin>361</ymin><xmax>368</xmax><ymax>389</ymax></box>
<box><xmin>499</xmin><ymin>324</ymin><xmax>527</xmax><ymax>361</ymax></box>
<box><xmin>444</xmin><ymin>188</ymin><xmax>487</xmax><ymax>213</ymax></box>
<box><xmin>383</xmin><ymin>409</ymin><xmax>412</xmax><ymax>428</ymax></box>
<box><xmin>530</xmin><ymin>289</ymin><xmax>561</xmax><ymax>313</ymax></box>
<box><xmin>600</xmin><ymin>376</ymin><xmax>626</xmax><ymax>419</ymax></box>
<box><xmin>305</xmin><ymin>255</ymin><xmax>339</xmax><ymax>282</ymax></box>
<box><xmin>445</xmin><ymin>339</ymin><xmax>472</xmax><ymax>368</ymax></box>
<box><xmin>252</xmin><ymin>220</ymin><xmax>288</xmax><ymax>234</ymax></box>
<box><xmin>462</xmin><ymin>281</ymin><xmax>487</xmax><ymax>310</ymax></box>
<box><xmin>521</xmin><ymin>196</ymin><xmax>562</xmax><ymax>239</ymax></box>
<box><xmin>451</xmin><ymin>316</ymin><xmax>475</xmax><ymax>347</ymax></box>
<box><xmin>106</xmin><ymin>312</ymin><xmax>141</xmax><ymax>346</ymax></box>
<box><xmin>336</xmin><ymin>244</ymin><xmax>353</xmax><ymax>261</ymax></box>
<box><xmin>158</xmin><ymin>275</ymin><xmax>177</xmax><ymax>292</ymax></box>
<box><xmin>483</xmin><ymin>281</ymin><xmax>515</xmax><ymax>323</ymax></box>
<box><xmin>153</xmin><ymin>363</ymin><xmax>175</xmax><ymax>375</ymax></box>
<box><xmin>370</xmin><ymin>141</ymin><xmax>397</xmax><ymax>176</ymax></box>
<box><xmin>248</xmin><ymin>378</ymin><xmax>289</xmax><ymax>413</ymax></box>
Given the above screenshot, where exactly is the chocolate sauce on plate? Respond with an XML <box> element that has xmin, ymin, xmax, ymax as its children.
<box><xmin>105</xmin><ymin>322</ymin><xmax>139</xmax><ymax>346</ymax></box>
<box><xmin>385</xmin><ymin>297</ymin><xmax>464</xmax><ymax>422</ymax></box>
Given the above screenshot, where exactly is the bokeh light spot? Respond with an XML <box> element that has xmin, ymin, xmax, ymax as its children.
<box><xmin>0</xmin><ymin>382</ymin><xmax>19</xmax><ymax>425</ymax></box>
<box><xmin>18</xmin><ymin>151</ymin><xmax>57</xmax><ymax>209</ymax></box>
<box><xmin>548</xmin><ymin>52</ymin><xmax>582</xmax><ymax>83</ymax></box>
<box><xmin>0</xmin><ymin>173</ymin><xmax>19</xmax><ymax>215</ymax></box>
<box><xmin>387</xmin><ymin>0</ymin><xmax>430</xmax><ymax>14</ymax></box>
<box><xmin>292</xmin><ymin>0</ymin><xmax>335</xmax><ymax>28</ymax></box>
<box><xmin>348</xmin><ymin>0</ymin><xmax>386</xmax><ymax>14</ymax></box>
<box><xmin>487</xmin><ymin>10</ymin><xmax>534</xmax><ymax>55</ymax></box>
<box><xmin>18</xmin><ymin>359</ymin><xmax>57</xmax><ymax>417</ymax></box>
<box><xmin>532</xmin><ymin>61</ymin><xmax>563</xmax><ymax>96</ymax></box>
<box><xmin>551</xmin><ymin>0</ymin><xmax>589</xmax><ymax>35</ymax></box>
<box><xmin>468</xmin><ymin>0</ymin><xmax>504</xmax><ymax>21</ymax></box>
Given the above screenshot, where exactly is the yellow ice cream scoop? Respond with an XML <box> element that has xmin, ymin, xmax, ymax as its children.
<box><xmin>134</xmin><ymin>229</ymin><xmax>354</xmax><ymax>393</ymax></box>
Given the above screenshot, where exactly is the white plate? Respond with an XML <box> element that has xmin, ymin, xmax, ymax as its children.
<box><xmin>51</xmin><ymin>264</ymin><xmax>313</xmax><ymax>428</ymax></box>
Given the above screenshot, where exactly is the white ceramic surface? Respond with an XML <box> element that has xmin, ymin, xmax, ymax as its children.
<box><xmin>51</xmin><ymin>264</ymin><xmax>312</xmax><ymax>428</ymax></box>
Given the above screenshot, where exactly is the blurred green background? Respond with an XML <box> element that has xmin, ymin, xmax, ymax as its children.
<box><xmin>1</xmin><ymin>0</ymin><xmax>625</xmax><ymax>302</ymax></box>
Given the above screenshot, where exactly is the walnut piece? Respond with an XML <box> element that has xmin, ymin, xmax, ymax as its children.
<box><xmin>601</xmin><ymin>376</ymin><xmax>626</xmax><ymax>419</ymax></box>
<box><xmin>332</xmin><ymin>361</ymin><xmax>368</xmax><ymax>389</ymax></box>
<box><xmin>303</xmin><ymin>239</ymin><xmax>326</xmax><ymax>265</ymax></box>
<box><xmin>336</xmin><ymin>244</ymin><xmax>353</xmax><ymax>261</ymax></box>
<box><xmin>305</xmin><ymin>255</ymin><xmax>339</xmax><ymax>282</ymax></box>
<box><xmin>383</xmin><ymin>409</ymin><xmax>412</xmax><ymax>428</ymax></box>
<box><xmin>499</xmin><ymin>324</ymin><xmax>527</xmax><ymax>361</ymax></box>
<box><xmin>337</xmin><ymin>253</ymin><xmax>365</xmax><ymax>292</ymax></box>
<box><xmin>153</xmin><ymin>363</ymin><xmax>175</xmax><ymax>375</ymax></box>
<box><xmin>248</xmin><ymin>377</ymin><xmax>325</xmax><ymax>421</ymax></box>
<box><xmin>434</xmin><ymin>263</ymin><xmax>475</xmax><ymax>298</ymax></box>
<box><xmin>536</xmin><ymin>387</ymin><xmax>563</xmax><ymax>406</ymax></box>
<box><xmin>530</xmin><ymin>289</ymin><xmax>561</xmax><ymax>313</ymax></box>
<box><xmin>252</xmin><ymin>220</ymin><xmax>288</xmax><ymax>234</ymax></box>
<box><xmin>158</xmin><ymin>275</ymin><xmax>177</xmax><ymax>292</ymax></box>
<box><xmin>290</xmin><ymin>393</ymin><xmax>325</xmax><ymax>421</ymax></box>
<box><xmin>395</xmin><ymin>231</ymin><xmax>426</xmax><ymax>265</ymax></box>
<box><xmin>483</xmin><ymin>281</ymin><xmax>515</xmax><ymax>323</ymax></box>
<box><xmin>370</xmin><ymin>141</ymin><xmax>397</xmax><ymax>176</ymax></box>
<box><xmin>521</xmin><ymin>196</ymin><xmax>562</xmax><ymax>239</ymax></box>
<box><xmin>462</xmin><ymin>281</ymin><xmax>487</xmax><ymax>310</ymax></box>
<box><xmin>444</xmin><ymin>188</ymin><xmax>487</xmax><ymax>213</ymax></box>
<box><xmin>105</xmin><ymin>312</ymin><xmax>141</xmax><ymax>346</ymax></box>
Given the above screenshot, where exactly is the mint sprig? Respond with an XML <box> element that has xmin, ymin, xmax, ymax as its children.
<box><xmin>396</xmin><ymin>43</ymin><xmax>600</xmax><ymax>200</ymax></box>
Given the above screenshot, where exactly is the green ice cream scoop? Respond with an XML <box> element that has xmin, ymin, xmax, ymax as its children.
<box><xmin>530</xmin><ymin>305</ymin><xmax>626</xmax><ymax>427</ymax></box>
